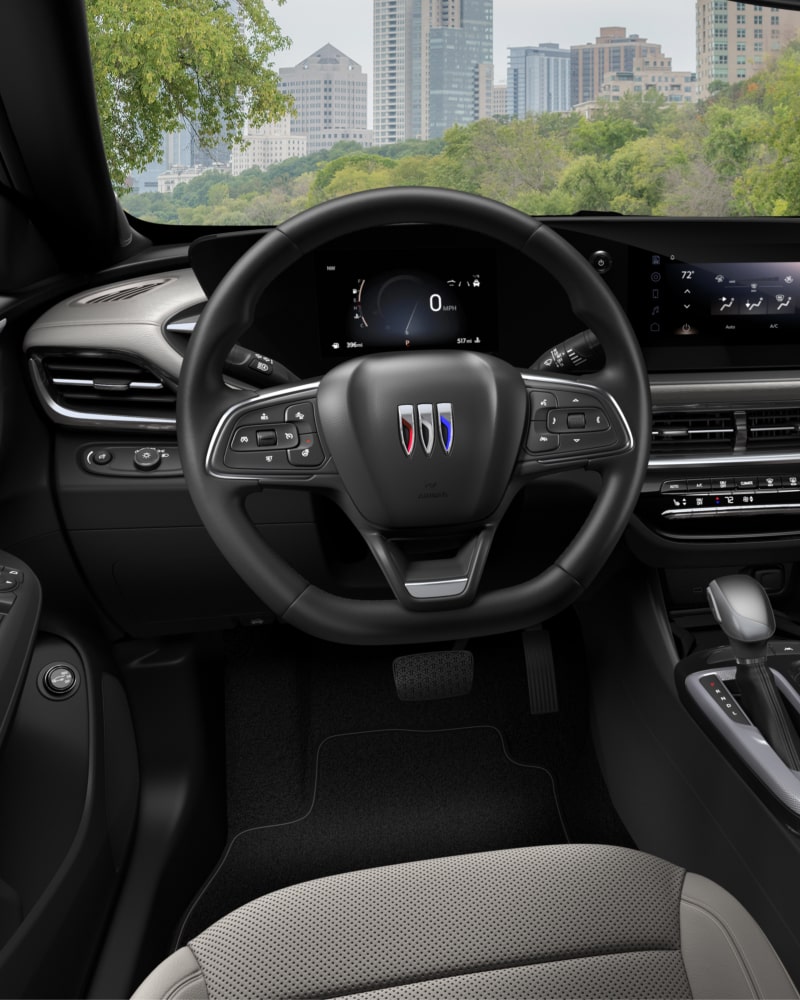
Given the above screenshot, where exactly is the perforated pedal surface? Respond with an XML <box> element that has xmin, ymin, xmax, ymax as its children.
<box><xmin>392</xmin><ymin>650</ymin><xmax>474</xmax><ymax>701</ymax></box>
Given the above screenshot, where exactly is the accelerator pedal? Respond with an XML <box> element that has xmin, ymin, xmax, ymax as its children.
<box><xmin>522</xmin><ymin>628</ymin><xmax>559</xmax><ymax>715</ymax></box>
<box><xmin>392</xmin><ymin>650</ymin><xmax>474</xmax><ymax>701</ymax></box>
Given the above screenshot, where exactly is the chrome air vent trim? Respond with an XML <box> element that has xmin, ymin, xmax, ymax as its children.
<box><xmin>29</xmin><ymin>354</ymin><xmax>177</xmax><ymax>431</ymax></box>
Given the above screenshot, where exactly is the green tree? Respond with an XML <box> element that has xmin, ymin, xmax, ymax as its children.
<box><xmin>88</xmin><ymin>0</ymin><xmax>292</xmax><ymax>191</ymax></box>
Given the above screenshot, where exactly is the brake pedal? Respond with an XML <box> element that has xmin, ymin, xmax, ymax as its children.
<box><xmin>522</xmin><ymin>628</ymin><xmax>559</xmax><ymax>715</ymax></box>
<box><xmin>392</xmin><ymin>650</ymin><xmax>474</xmax><ymax>701</ymax></box>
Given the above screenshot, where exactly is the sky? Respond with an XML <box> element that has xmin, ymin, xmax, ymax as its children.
<box><xmin>271</xmin><ymin>0</ymin><xmax>699</xmax><ymax>83</ymax></box>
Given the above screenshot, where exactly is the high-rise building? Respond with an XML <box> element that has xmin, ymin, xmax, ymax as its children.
<box><xmin>373</xmin><ymin>0</ymin><xmax>494</xmax><ymax>144</ymax></box>
<box><xmin>507</xmin><ymin>44</ymin><xmax>571</xmax><ymax>118</ymax></box>
<box><xmin>425</xmin><ymin>0</ymin><xmax>493</xmax><ymax>139</ymax></box>
<box><xmin>571</xmin><ymin>27</ymin><xmax>665</xmax><ymax>107</ymax></box>
<box><xmin>696</xmin><ymin>1</ymin><xmax>800</xmax><ymax>99</ymax></box>
<box><xmin>279</xmin><ymin>45</ymin><xmax>370</xmax><ymax>154</ymax></box>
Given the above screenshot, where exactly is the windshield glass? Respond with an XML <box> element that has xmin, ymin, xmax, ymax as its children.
<box><xmin>90</xmin><ymin>1</ymin><xmax>800</xmax><ymax>224</ymax></box>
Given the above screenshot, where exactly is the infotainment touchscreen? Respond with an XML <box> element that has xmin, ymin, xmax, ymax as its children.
<box><xmin>634</xmin><ymin>253</ymin><xmax>800</xmax><ymax>370</ymax></box>
<box><xmin>316</xmin><ymin>249</ymin><xmax>497</xmax><ymax>358</ymax></box>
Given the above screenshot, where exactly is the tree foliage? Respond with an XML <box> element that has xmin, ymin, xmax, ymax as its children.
<box><xmin>89</xmin><ymin>0</ymin><xmax>292</xmax><ymax>190</ymax></box>
<box><xmin>120</xmin><ymin>42</ymin><xmax>800</xmax><ymax>223</ymax></box>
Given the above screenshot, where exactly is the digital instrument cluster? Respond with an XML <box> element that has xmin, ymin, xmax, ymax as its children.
<box><xmin>316</xmin><ymin>250</ymin><xmax>497</xmax><ymax>358</ymax></box>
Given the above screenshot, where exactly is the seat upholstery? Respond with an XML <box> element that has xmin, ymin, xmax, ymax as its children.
<box><xmin>132</xmin><ymin>843</ymin><xmax>799</xmax><ymax>1000</ymax></box>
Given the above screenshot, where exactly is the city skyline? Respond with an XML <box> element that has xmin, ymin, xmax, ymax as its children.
<box><xmin>273</xmin><ymin>0</ymin><xmax>698</xmax><ymax>89</ymax></box>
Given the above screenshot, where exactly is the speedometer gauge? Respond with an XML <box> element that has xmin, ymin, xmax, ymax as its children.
<box><xmin>319</xmin><ymin>248</ymin><xmax>495</xmax><ymax>358</ymax></box>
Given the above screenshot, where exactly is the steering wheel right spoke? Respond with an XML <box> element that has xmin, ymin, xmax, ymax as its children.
<box><xmin>516</xmin><ymin>372</ymin><xmax>635</xmax><ymax>480</ymax></box>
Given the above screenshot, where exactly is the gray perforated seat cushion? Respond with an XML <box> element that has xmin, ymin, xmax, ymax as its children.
<box><xmin>132</xmin><ymin>843</ymin><xmax>799</xmax><ymax>1000</ymax></box>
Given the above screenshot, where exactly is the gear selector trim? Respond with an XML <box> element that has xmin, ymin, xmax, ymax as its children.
<box><xmin>686</xmin><ymin>664</ymin><xmax>800</xmax><ymax>816</ymax></box>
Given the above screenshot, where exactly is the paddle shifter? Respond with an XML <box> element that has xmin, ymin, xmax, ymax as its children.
<box><xmin>707</xmin><ymin>575</ymin><xmax>800</xmax><ymax>770</ymax></box>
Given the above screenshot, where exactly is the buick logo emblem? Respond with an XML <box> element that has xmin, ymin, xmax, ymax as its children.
<box><xmin>398</xmin><ymin>403</ymin><xmax>453</xmax><ymax>456</ymax></box>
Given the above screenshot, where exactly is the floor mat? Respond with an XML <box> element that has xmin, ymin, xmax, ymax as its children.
<box><xmin>177</xmin><ymin>725</ymin><xmax>565</xmax><ymax>943</ymax></box>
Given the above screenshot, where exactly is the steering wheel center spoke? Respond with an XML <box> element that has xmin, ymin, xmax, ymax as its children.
<box><xmin>362</xmin><ymin>522</ymin><xmax>501</xmax><ymax>610</ymax></box>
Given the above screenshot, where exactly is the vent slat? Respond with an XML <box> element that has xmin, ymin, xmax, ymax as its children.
<box><xmin>76</xmin><ymin>279</ymin><xmax>169</xmax><ymax>305</ymax></box>
<box><xmin>746</xmin><ymin>408</ymin><xmax>800</xmax><ymax>449</ymax></box>
<box><xmin>39</xmin><ymin>354</ymin><xmax>176</xmax><ymax>420</ymax></box>
<box><xmin>651</xmin><ymin>410</ymin><xmax>736</xmax><ymax>454</ymax></box>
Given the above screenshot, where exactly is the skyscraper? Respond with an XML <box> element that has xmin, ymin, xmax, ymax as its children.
<box><xmin>571</xmin><ymin>28</ymin><xmax>664</xmax><ymax>107</ymax></box>
<box><xmin>507</xmin><ymin>44</ymin><xmax>571</xmax><ymax>118</ymax></box>
<box><xmin>696</xmin><ymin>1</ymin><xmax>800</xmax><ymax>99</ymax></box>
<box><xmin>279</xmin><ymin>45</ymin><xmax>370</xmax><ymax>154</ymax></box>
<box><xmin>373</xmin><ymin>0</ymin><xmax>494</xmax><ymax>144</ymax></box>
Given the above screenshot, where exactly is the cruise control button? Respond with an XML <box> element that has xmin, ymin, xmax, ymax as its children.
<box><xmin>133</xmin><ymin>448</ymin><xmax>161</xmax><ymax>470</ymax></box>
<box><xmin>526</xmin><ymin>427</ymin><xmax>559</xmax><ymax>453</ymax></box>
<box><xmin>285</xmin><ymin>402</ymin><xmax>317</xmax><ymax>432</ymax></box>
<box><xmin>231</xmin><ymin>427</ymin><xmax>260</xmax><ymax>451</ymax></box>
<box><xmin>225</xmin><ymin>450</ymin><xmax>291</xmax><ymax>471</ymax></box>
<box><xmin>274</xmin><ymin>424</ymin><xmax>299</xmax><ymax>448</ymax></box>
<box><xmin>238</xmin><ymin>408</ymin><xmax>281</xmax><ymax>426</ymax></box>
<box><xmin>288</xmin><ymin>434</ymin><xmax>325</xmax><ymax>467</ymax></box>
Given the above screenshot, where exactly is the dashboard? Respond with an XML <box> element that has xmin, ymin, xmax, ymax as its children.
<box><xmin>20</xmin><ymin>215</ymin><xmax>800</xmax><ymax>634</ymax></box>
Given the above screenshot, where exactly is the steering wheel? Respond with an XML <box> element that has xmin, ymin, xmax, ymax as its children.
<box><xmin>178</xmin><ymin>188</ymin><xmax>650</xmax><ymax>645</ymax></box>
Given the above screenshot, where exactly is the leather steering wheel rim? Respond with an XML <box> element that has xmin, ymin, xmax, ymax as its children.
<box><xmin>178</xmin><ymin>187</ymin><xmax>651</xmax><ymax>645</ymax></box>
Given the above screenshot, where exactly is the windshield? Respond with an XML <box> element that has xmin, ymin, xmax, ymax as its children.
<box><xmin>91</xmin><ymin>0</ymin><xmax>800</xmax><ymax>224</ymax></box>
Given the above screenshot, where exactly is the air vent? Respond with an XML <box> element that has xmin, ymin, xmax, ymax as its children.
<box><xmin>651</xmin><ymin>410</ymin><xmax>736</xmax><ymax>455</ymax></box>
<box><xmin>746</xmin><ymin>408</ymin><xmax>800</xmax><ymax>450</ymax></box>
<box><xmin>76</xmin><ymin>279</ymin><xmax>173</xmax><ymax>305</ymax></box>
<box><xmin>33</xmin><ymin>353</ymin><xmax>176</xmax><ymax>427</ymax></box>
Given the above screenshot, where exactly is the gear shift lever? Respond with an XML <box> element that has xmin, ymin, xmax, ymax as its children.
<box><xmin>707</xmin><ymin>575</ymin><xmax>800</xmax><ymax>770</ymax></box>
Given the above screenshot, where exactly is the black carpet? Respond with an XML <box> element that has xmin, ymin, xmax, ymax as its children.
<box><xmin>176</xmin><ymin>617</ymin><xmax>632</xmax><ymax>944</ymax></box>
<box><xmin>177</xmin><ymin>726</ymin><xmax>565</xmax><ymax>942</ymax></box>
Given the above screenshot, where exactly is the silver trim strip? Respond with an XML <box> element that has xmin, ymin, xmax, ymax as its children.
<box><xmin>29</xmin><ymin>357</ymin><xmax>177</xmax><ymax>431</ymax></box>
<box><xmin>165</xmin><ymin>320</ymin><xmax>198</xmax><ymax>333</ymax></box>
<box><xmin>405</xmin><ymin>578</ymin><xmax>469</xmax><ymax>600</ymax></box>
<box><xmin>206</xmin><ymin>382</ymin><xmax>322</xmax><ymax>480</ymax></box>
<box><xmin>52</xmin><ymin>378</ymin><xmax>164</xmax><ymax>390</ymax></box>
<box><xmin>663</xmin><ymin>503</ymin><xmax>800</xmax><ymax>519</ymax></box>
<box><xmin>417</xmin><ymin>403</ymin><xmax>435</xmax><ymax>455</ymax></box>
<box><xmin>650</xmin><ymin>452</ymin><xmax>800</xmax><ymax>468</ymax></box>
